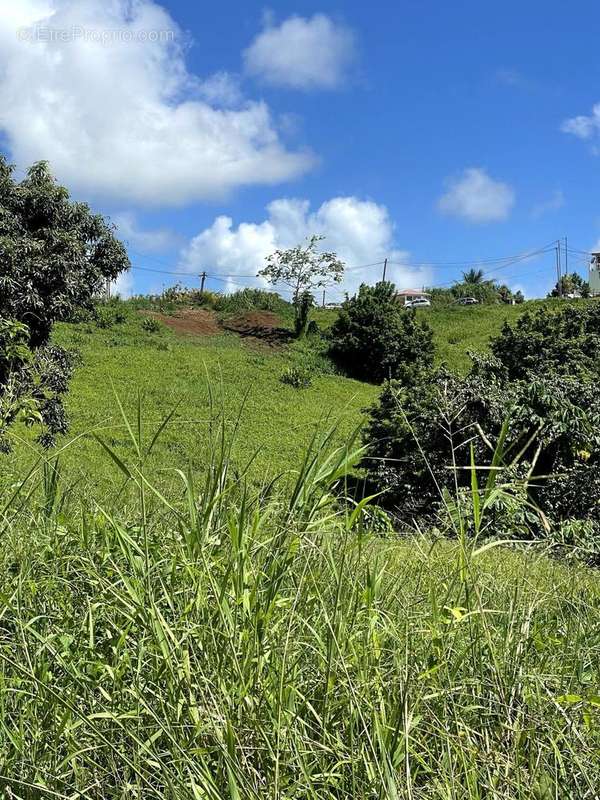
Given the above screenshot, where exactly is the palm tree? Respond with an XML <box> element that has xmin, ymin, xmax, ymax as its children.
<box><xmin>462</xmin><ymin>268</ymin><xmax>485</xmax><ymax>284</ymax></box>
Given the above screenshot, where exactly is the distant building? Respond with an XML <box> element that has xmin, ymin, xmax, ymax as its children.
<box><xmin>590</xmin><ymin>253</ymin><xmax>600</xmax><ymax>296</ymax></box>
<box><xmin>396</xmin><ymin>288</ymin><xmax>431</xmax><ymax>305</ymax></box>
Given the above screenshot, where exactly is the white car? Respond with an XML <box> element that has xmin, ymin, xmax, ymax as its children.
<box><xmin>405</xmin><ymin>297</ymin><xmax>431</xmax><ymax>308</ymax></box>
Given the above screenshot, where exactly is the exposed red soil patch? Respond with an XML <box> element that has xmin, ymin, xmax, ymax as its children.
<box><xmin>221</xmin><ymin>311</ymin><xmax>293</xmax><ymax>346</ymax></box>
<box><xmin>145</xmin><ymin>308</ymin><xmax>221</xmax><ymax>336</ymax></box>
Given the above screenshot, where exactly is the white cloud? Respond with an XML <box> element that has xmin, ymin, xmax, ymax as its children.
<box><xmin>243</xmin><ymin>14</ymin><xmax>355</xmax><ymax>90</ymax></box>
<box><xmin>438</xmin><ymin>168</ymin><xmax>515</xmax><ymax>223</ymax></box>
<box><xmin>179</xmin><ymin>196</ymin><xmax>430</xmax><ymax>299</ymax></box>
<box><xmin>561</xmin><ymin>104</ymin><xmax>600</xmax><ymax>140</ymax></box>
<box><xmin>531</xmin><ymin>189</ymin><xmax>564</xmax><ymax>220</ymax></box>
<box><xmin>197</xmin><ymin>72</ymin><xmax>243</xmax><ymax>107</ymax></box>
<box><xmin>0</xmin><ymin>1</ymin><xmax>314</xmax><ymax>206</ymax></box>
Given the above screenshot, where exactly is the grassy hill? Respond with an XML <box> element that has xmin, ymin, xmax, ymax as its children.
<box><xmin>0</xmin><ymin>296</ymin><xmax>599</xmax><ymax>797</ymax></box>
<box><xmin>4</xmin><ymin>304</ymin><xmax>377</xmax><ymax>502</ymax></box>
<box><xmin>4</xmin><ymin>296</ymin><xmax>594</xmax><ymax>500</ymax></box>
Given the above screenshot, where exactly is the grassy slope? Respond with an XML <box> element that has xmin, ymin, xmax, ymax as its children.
<box><xmin>6</xmin><ymin>297</ymin><xmax>593</xmax><ymax>499</ymax></box>
<box><xmin>4</xmin><ymin>310</ymin><xmax>376</xmax><ymax>501</ymax></box>
<box><xmin>0</xmin><ymin>300</ymin><xmax>599</xmax><ymax>796</ymax></box>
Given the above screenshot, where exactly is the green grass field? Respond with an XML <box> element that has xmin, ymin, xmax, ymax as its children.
<box><xmin>3</xmin><ymin>308</ymin><xmax>376</xmax><ymax>502</ymax></box>
<box><xmin>1</xmin><ymin>297</ymin><xmax>599</xmax><ymax>797</ymax></box>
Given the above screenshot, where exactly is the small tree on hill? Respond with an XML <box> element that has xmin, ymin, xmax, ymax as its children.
<box><xmin>258</xmin><ymin>235</ymin><xmax>344</xmax><ymax>336</ymax></box>
<box><xmin>329</xmin><ymin>282</ymin><xmax>434</xmax><ymax>384</ymax></box>
<box><xmin>0</xmin><ymin>157</ymin><xmax>130</xmax><ymax>449</ymax></box>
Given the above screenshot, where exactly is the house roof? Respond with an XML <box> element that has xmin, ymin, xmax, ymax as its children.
<box><xmin>396</xmin><ymin>288</ymin><xmax>431</xmax><ymax>297</ymax></box>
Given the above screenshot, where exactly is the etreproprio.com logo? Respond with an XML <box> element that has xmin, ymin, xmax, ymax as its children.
<box><xmin>17</xmin><ymin>26</ymin><xmax>175</xmax><ymax>45</ymax></box>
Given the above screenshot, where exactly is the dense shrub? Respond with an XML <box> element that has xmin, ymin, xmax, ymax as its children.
<box><xmin>0</xmin><ymin>319</ymin><xmax>74</xmax><ymax>451</ymax></box>
<box><xmin>329</xmin><ymin>282</ymin><xmax>435</xmax><ymax>383</ymax></box>
<box><xmin>362</xmin><ymin>303</ymin><xmax>600</xmax><ymax>534</ymax></box>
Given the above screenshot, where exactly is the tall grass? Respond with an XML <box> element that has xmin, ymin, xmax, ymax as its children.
<box><xmin>0</xmin><ymin>399</ymin><xmax>598</xmax><ymax>798</ymax></box>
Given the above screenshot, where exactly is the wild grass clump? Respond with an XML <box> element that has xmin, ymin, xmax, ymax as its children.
<box><xmin>0</xmin><ymin>399</ymin><xmax>598</xmax><ymax>798</ymax></box>
<box><xmin>213</xmin><ymin>287</ymin><xmax>293</xmax><ymax>317</ymax></box>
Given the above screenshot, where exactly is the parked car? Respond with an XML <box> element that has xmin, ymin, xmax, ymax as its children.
<box><xmin>405</xmin><ymin>297</ymin><xmax>431</xmax><ymax>308</ymax></box>
<box><xmin>454</xmin><ymin>297</ymin><xmax>479</xmax><ymax>306</ymax></box>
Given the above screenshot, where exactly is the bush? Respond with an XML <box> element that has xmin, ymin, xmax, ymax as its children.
<box><xmin>362</xmin><ymin>303</ymin><xmax>600</xmax><ymax>533</ymax></box>
<box><xmin>141</xmin><ymin>317</ymin><xmax>162</xmax><ymax>334</ymax></box>
<box><xmin>280</xmin><ymin>365</ymin><xmax>312</xmax><ymax>389</ymax></box>
<box><xmin>329</xmin><ymin>282</ymin><xmax>435</xmax><ymax>383</ymax></box>
<box><xmin>0</xmin><ymin>319</ymin><xmax>74</xmax><ymax>451</ymax></box>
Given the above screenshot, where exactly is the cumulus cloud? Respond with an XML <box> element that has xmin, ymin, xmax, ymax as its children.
<box><xmin>438</xmin><ymin>168</ymin><xmax>515</xmax><ymax>223</ymax></box>
<box><xmin>243</xmin><ymin>14</ymin><xmax>355</xmax><ymax>90</ymax></box>
<box><xmin>179</xmin><ymin>196</ymin><xmax>430</xmax><ymax>298</ymax></box>
<box><xmin>0</xmin><ymin>1</ymin><xmax>314</xmax><ymax>206</ymax></box>
<box><xmin>113</xmin><ymin>212</ymin><xmax>177</xmax><ymax>253</ymax></box>
<box><xmin>561</xmin><ymin>104</ymin><xmax>600</xmax><ymax>140</ymax></box>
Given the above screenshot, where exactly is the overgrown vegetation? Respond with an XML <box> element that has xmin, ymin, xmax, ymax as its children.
<box><xmin>0</xmin><ymin>401</ymin><xmax>597</xmax><ymax>798</ymax></box>
<box><xmin>363</xmin><ymin>303</ymin><xmax>600</xmax><ymax>557</ymax></box>
<box><xmin>329</xmin><ymin>281</ymin><xmax>435</xmax><ymax>382</ymax></box>
<box><xmin>0</xmin><ymin>158</ymin><xmax>129</xmax><ymax>448</ymax></box>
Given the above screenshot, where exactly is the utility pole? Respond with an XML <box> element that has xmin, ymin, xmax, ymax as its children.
<box><xmin>564</xmin><ymin>236</ymin><xmax>568</xmax><ymax>276</ymax></box>
<box><xmin>322</xmin><ymin>289</ymin><xmax>325</xmax><ymax>308</ymax></box>
<box><xmin>200</xmin><ymin>271</ymin><xmax>206</xmax><ymax>293</ymax></box>
<box><xmin>556</xmin><ymin>244</ymin><xmax>562</xmax><ymax>298</ymax></box>
<box><xmin>382</xmin><ymin>258</ymin><xmax>387</xmax><ymax>282</ymax></box>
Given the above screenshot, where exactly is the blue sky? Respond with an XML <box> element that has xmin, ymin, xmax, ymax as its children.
<box><xmin>1</xmin><ymin>0</ymin><xmax>599</xmax><ymax>299</ymax></box>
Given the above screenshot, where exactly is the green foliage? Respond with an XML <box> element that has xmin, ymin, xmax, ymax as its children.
<box><xmin>213</xmin><ymin>287</ymin><xmax>292</xmax><ymax>316</ymax></box>
<box><xmin>363</xmin><ymin>303</ymin><xmax>600</xmax><ymax>534</ymax></box>
<box><xmin>0</xmin><ymin>157</ymin><xmax>128</xmax><ymax>447</ymax></box>
<box><xmin>490</xmin><ymin>302</ymin><xmax>600</xmax><ymax>379</ymax></box>
<box><xmin>0</xmin><ymin>400</ymin><xmax>598</xmax><ymax>796</ymax></box>
<box><xmin>0</xmin><ymin>157</ymin><xmax>129</xmax><ymax>347</ymax></box>
<box><xmin>0</xmin><ymin>318</ymin><xmax>73</xmax><ymax>452</ymax></box>
<box><xmin>462</xmin><ymin>267</ymin><xmax>485</xmax><ymax>283</ymax></box>
<box><xmin>280</xmin><ymin>364</ymin><xmax>313</xmax><ymax>388</ymax></box>
<box><xmin>294</xmin><ymin>289</ymin><xmax>314</xmax><ymax>337</ymax></box>
<box><xmin>451</xmin><ymin>279</ymin><xmax>504</xmax><ymax>304</ymax></box>
<box><xmin>329</xmin><ymin>281</ymin><xmax>435</xmax><ymax>383</ymax></box>
<box><xmin>141</xmin><ymin>316</ymin><xmax>162</xmax><ymax>334</ymax></box>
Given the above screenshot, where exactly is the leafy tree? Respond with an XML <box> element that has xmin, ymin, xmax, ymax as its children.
<box><xmin>329</xmin><ymin>282</ymin><xmax>434</xmax><ymax>383</ymax></box>
<box><xmin>258</xmin><ymin>235</ymin><xmax>344</xmax><ymax>335</ymax></box>
<box><xmin>462</xmin><ymin>268</ymin><xmax>485</xmax><ymax>284</ymax></box>
<box><xmin>0</xmin><ymin>157</ymin><xmax>130</xmax><ymax>449</ymax></box>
